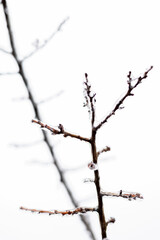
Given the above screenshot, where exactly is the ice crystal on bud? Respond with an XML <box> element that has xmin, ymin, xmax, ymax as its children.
<box><xmin>88</xmin><ymin>162</ymin><xmax>98</xmax><ymax>170</ymax></box>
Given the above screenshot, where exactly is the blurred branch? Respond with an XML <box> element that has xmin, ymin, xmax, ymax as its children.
<box><xmin>9</xmin><ymin>140</ymin><xmax>42</xmax><ymax>148</ymax></box>
<box><xmin>12</xmin><ymin>96</ymin><xmax>28</xmax><ymax>101</ymax></box>
<box><xmin>32</xmin><ymin>119</ymin><xmax>91</xmax><ymax>142</ymax></box>
<box><xmin>101</xmin><ymin>190</ymin><xmax>143</xmax><ymax>200</ymax></box>
<box><xmin>21</xmin><ymin>17</ymin><xmax>69</xmax><ymax>62</ymax></box>
<box><xmin>37</xmin><ymin>90</ymin><xmax>64</xmax><ymax>105</ymax></box>
<box><xmin>20</xmin><ymin>206</ymin><xmax>97</xmax><ymax>215</ymax></box>
<box><xmin>2</xmin><ymin>1</ymin><xmax>95</xmax><ymax>239</ymax></box>
<box><xmin>95</xmin><ymin>66</ymin><xmax>153</xmax><ymax>131</ymax></box>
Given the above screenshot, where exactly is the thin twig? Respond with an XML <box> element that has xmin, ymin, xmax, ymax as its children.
<box><xmin>2</xmin><ymin>2</ymin><xmax>95</xmax><ymax>239</ymax></box>
<box><xmin>84</xmin><ymin>73</ymin><xmax>96</xmax><ymax>126</ymax></box>
<box><xmin>20</xmin><ymin>206</ymin><xmax>97</xmax><ymax>215</ymax></box>
<box><xmin>32</xmin><ymin>119</ymin><xmax>91</xmax><ymax>142</ymax></box>
<box><xmin>95</xmin><ymin>66</ymin><xmax>153</xmax><ymax>131</ymax></box>
<box><xmin>101</xmin><ymin>190</ymin><xmax>143</xmax><ymax>200</ymax></box>
<box><xmin>106</xmin><ymin>217</ymin><xmax>116</xmax><ymax>228</ymax></box>
<box><xmin>21</xmin><ymin>17</ymin><xmax>69</xmax><ymax>62</ymax></box>
<box><xmin>97</xmin><ymin>146</ymin><xmax>111</xmax><ymax>157</ymax></box>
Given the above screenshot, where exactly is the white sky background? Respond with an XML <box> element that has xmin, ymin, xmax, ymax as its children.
<box><xmin>0</xmin><ymin>0</ymin><xmax>160</xmax><ymax>239</ymax></box>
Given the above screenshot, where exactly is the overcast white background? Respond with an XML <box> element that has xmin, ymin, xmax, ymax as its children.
<box><xmin>0</xmin><ymin>0</ymin><xmax>160</xmax><ymax>239</ymax></box>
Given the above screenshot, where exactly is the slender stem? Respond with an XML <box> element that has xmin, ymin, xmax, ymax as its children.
<box><xmin>91</xmin><ymin>129</ymin><xmax>107</xmax><ymax>239</ymax></box>
<box><xmin>84</xmin><ymin>73</ymin><xmax>107</xmax><ymax>238</ymax></box>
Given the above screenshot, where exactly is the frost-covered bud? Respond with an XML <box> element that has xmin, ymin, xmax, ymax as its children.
<box><xmin>88</xmin><ymin>162</ymin><xmax>98</xmax><ymax>170</ymax></box>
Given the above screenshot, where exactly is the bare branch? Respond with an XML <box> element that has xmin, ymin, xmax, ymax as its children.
<box><xmin>95</xmin><ymin>66</ymin><xmax>153</xmax><ymax>131</ymax></box>
<box><xmin>101</xmin><ymin>190</ymin><xmax>143</xmax><ymax>200</ymax></box>
<box><xmin>84</xmin><ymin>73</ymin><xmax>96</xmax><ymax>126</ymax></box>
<box><xmin>21</xmin><ymin>17</ymin><xmax>69</xmax><ymax>62</ymax></box>
<box><xmin>20</xmin><ymin>206</ymin><xmax>97</xmax><ymax>216</ymax></box>
<box><xmin>97</xmin><ymin>146</ymin><xmax>111</xmax><ymax>157</ymax></box>
<box><xmin>32</xmin><ymin>119</ymin><xmax>91</xmax><ymax>143</ymax></box>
